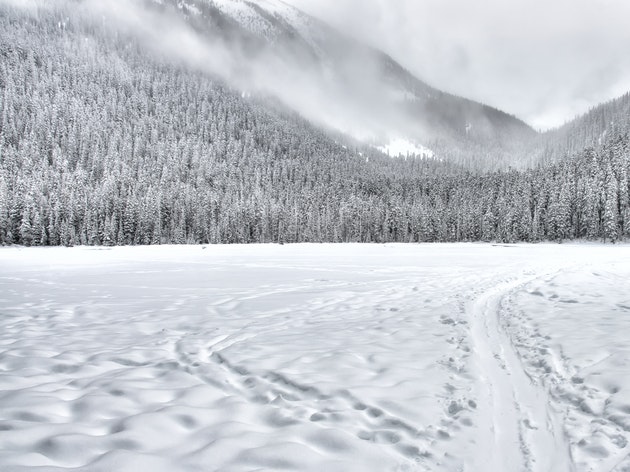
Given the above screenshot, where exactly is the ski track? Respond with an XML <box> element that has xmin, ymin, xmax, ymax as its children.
<box><xmin>467</xmin><ymin>274</ymin><xmax>573</xmax><ymax>472</ymax></box>
<box><xmin>0</xmin><ymin>244</ymin><xmax>629</xmax><ymax>471</ymax></box>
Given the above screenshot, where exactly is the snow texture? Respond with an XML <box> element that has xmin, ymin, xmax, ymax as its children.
<box><xmin>376</xmin><ymin>138</ymin><xmax>435</xmax><ymax>159</ymax></box>
<box><xmin>0</xmin><ymin>244</ymin><xmax>629</xmax><ymax>471</ymax></box>
<box><xmin>210</xmin><ymin>0</ymin><xmax>318</xmax><ymax>47</ymax></box>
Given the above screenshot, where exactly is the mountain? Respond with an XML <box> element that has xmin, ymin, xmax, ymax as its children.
<box><xmin>537</xmin><ymin>92</ymin><xmax>630</xmax><ymax>163</ymax></box>
<box><xmin>146</xmin><ymin>0</ymin><xmax>537</xmax><ymax>169</ymax></box>
<box><xmin>1</xmin><ymin>0</ymin><xmax>629</xmax><ymax>248</ymax></box>
<box><xmin>173</xmin><ymin>0</ymin><xmax>630</xmax><ymax>170</ymax></box>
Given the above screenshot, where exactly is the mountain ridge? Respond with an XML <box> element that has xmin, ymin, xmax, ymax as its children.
<box><xmin>195</xmin><ymin>0</ymin><xmax>630</xmax><ymax>169</ymax></box>
<box><xmin>155</xmin><ymin>0</ymin><xmax>537</xmax><ymax>169</ymax></box>
<box><xmin>1</xmin><ymin>0</ymin><xmax>629</xmax><ymax>248</ymax></box>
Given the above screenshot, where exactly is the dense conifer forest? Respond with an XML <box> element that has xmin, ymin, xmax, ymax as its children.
<box><xmin>1</xmin><ymin>3</ymin><xmax>629</xmax><ymax>246</ymax></box>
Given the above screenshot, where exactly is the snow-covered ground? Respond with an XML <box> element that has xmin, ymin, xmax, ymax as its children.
<box><xmin>376</xmin><ymin>138</ymin><xmax>435</xmax><ymax>159</ymax></box>
<box><xmin>0</xmin><ymin>243</ymin><xmax>629</xmax><ymax>471</ymax></box>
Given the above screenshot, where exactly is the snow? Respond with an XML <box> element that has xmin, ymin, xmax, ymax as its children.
<box><xmin>1</xmin><ymin>243</ymin><xmax>629</xmax><ymax>471</ymax></box>
<box><xmin>208</xmin><ymin>0</ymin><xmax>326</xmax><ymax>57</ymax></box>
<box><xmin>510</xmin><ymin>267</ymin><xmax>630</xmax><ymax>471</ymax></box>
<box><xmin>210</xmin><ymin>0</ymin><xmax>317</xmax><ymax>46</ymax></box>
<box><xmin>376</xmin><ymin>138</ymin><xmax>434</xmax><ymax>159</ymax></box>
<box><xmin>211</xmin><ymin>0</ymin><xmax>270</xmax><ymax>36</ymax></box>
<box><xmin>178</xmin><ymin>1</ymin><xmax>202</xmax><ymax>16</ymax></box>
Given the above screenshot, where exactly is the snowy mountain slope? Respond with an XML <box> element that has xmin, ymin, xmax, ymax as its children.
<box><xmin>151</xmin><ymin>0</ymin><xmax>536</xmax><ymax>168</ymax></box>
<box><xmin>537</xmin><ymin>92</ymin><xmax>630</xmax><ymax>164</ymax></box>
<box><xmin>145</xmin><ymin>0</ymin><xmax>630</xmax><ymax>169</ymax></box>
<box><xmin>209</xmin><ymin>0</ymin><xmax>315</xmax><ymax>44</ymax></box>
<box><xmin>6</xmin><ymin>1</ymin><xmax>630</xmax><ymax>249</ymax></box>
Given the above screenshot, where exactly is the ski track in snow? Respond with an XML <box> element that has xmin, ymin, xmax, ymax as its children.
<box><xmin>0</xmin><ymin>244</ymin><xmax>629</xmax><ymax>471</ymax></box>
<box><xmin>467</xmin><ymin>274</ymin><xmax>573</xmax><ymax>472</ymax></box>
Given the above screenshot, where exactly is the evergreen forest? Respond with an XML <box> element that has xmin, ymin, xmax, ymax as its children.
<box><xmin>1</xmin><ymin>3</ymin><xmax>629</xmax><ymax>246</ymax></box>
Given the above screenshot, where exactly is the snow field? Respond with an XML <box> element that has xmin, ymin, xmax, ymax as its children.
<box><xmin>0</xmin><ymin>243</ymin><xmax>629</xmax><ymax>471</ymax></box>
<box><xmin>509</xmin><ymin>266</ymin><xmax>630</xmax><ymax>471</ymax></box>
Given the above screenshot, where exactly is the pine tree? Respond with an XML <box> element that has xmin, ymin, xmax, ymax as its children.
<box><xmin>603</xmin><ymin>170</ymin><xmax>619</xmax><ymax>243</ymax></box>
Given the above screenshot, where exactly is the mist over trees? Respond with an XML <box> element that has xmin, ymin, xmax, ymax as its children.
<box><xmin>538</xmin><ymin>92</ymin><xmax>630</xmax><ymax>163</ymax></box>
<box><xmin>1</xmin><ymin>1</ymin><xmax>630</xmax><ymax>246</ymax></box>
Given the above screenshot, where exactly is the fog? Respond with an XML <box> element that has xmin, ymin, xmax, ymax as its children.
<box><xmin>4</xmin><ymin>0</ymin><xmax>542</xmax><ymax>156</ymax></box>
<box><xmin>290</xmin><ymin>0</ymin><xmax>630</xmax><ymax>130</ymax></box>
<box><xmin>81</xmin><ymin>0</ymin><xmax>424</xmax><ymax>146</ymax></box>
<box><xmin>11</xmin><ymin>0</ymin><xmax>615</xmax><ymax>156</ymax></box>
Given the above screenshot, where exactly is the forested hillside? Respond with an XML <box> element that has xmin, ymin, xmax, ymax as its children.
<box><xmin>539</xmin><ymin>92</ymin><xmax>630</xmax><ymax>163</ymax></box>
<box><xmin>1</xmin><ymin>1</ymin><xmax>629</xmax><ymax>246</ymax></box>
<box><xmin>173</xmin><ymin>0</ymin><xmax>538</xmax><ymax>171</ymax></box>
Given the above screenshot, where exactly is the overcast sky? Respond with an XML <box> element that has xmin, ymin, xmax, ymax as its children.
<box><xmin>289</xmin><ymin>0</ymin><xmax>630</xmax><ymax>130</ymax></box>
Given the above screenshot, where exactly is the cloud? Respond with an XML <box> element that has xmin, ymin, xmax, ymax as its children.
<box><xmin>289</xmin><ymin>0</ymin><xmax>630</xmax><ymax>130</ymax></box>
<box><xmin>80</xmin><ymin>0</ymin><xmax>410</xmax><ymax>143</ymax></box>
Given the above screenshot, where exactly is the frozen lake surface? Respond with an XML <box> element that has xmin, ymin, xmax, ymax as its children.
<box><xmin>1</xmin><ymin>244</ymin><xmax>629</xmax><ymax>471</ymax></box>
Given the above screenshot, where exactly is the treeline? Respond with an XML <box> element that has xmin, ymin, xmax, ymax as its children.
<box><xmin>1</xmin><ymin>3</ymin><xmax>629</xmax><ymax>246</ymax></box>
<box><xmin>540</xmin><ymin>92</ymin><xmax>630</xmax><ymax>163</ymax></box>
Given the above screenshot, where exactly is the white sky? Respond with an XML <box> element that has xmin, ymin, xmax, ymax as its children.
<box><xmin>288</xmin><ymin>0</ymin><xmax>630</xmax><ymax>130</ymax></box>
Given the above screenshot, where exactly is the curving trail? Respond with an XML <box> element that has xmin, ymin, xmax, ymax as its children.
<box><xmin>467</xmin><ymin>275</ymin><xmax>573</xmax><ymax>472</ymax></box>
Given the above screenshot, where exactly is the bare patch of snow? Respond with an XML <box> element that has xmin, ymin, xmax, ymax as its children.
<box><xmin>376</xmin><ymin>138</ymin><xmax>434</xmax><ymax>159</ymax></box>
